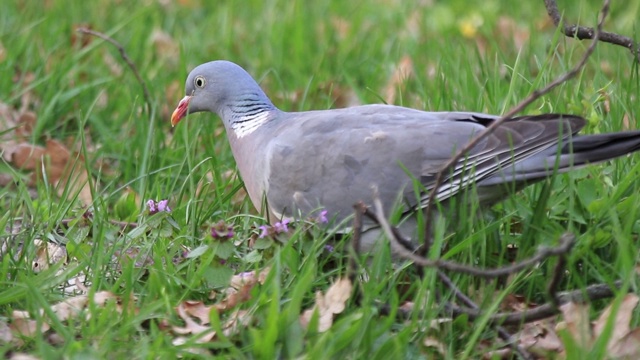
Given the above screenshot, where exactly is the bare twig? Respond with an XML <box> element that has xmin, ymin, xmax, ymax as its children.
<box><xmin>365</xmin><ymin>203</ymin><xmax>576</xmax><ymax>278</ymax></box>
<box><xmin>446</xmin><ymin>281</ymin><xmax>622</xmax><ymax>326</ymax></box>
<box><xmin>436</xmin><ymin>270</ymin><xmax>534</xmax><ymax>359</ymax></box>
<box><xmin>76</xmin><ymin>27</ymin><xmax>153</xmax><ymax>112</ymax></box>
<box><xmin>544</xmin><ymin>0</ymin><xmax>640</xmax><ymax>62</ymax></box>
<box><xmin>60</xmin><ymin>217</ymin><xmax>137</xmax><ymax>229</ymax></box>
<box><xmin>348</xmin><ymin>202</ymin><xmax>367</xmax><ymax>283</ymax></box>
<box><xmin>546</xmin><ymin>252</ymin><xmax>567</xmax><ymax>308</ymax></box>
<box><xmin>421</xmin><ymin>0</ymin><xmax>610</xmax><ymax>253</ymax></box>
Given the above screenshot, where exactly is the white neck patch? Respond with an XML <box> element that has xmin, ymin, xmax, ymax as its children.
<box><xmin>231</xmin><ymin>110</ymin><xmax>272</xmax><ymax>138</ymax></box>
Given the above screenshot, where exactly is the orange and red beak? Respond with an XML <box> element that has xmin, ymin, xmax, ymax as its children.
<box><xmin>171</xmin><ymin>95</ymin><xmax>192</xmax><ymax>127</ymax></box>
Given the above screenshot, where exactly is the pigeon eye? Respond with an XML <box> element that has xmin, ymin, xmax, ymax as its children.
<box><xmin>194</xmin><ymin>76</ymin><xmax>206</xmax><ymax>88</ymax></box>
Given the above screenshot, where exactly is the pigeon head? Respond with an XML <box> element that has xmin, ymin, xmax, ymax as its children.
<box><xmin>171</xmin><ymin>60</ymin><xmax>275</xmax><ymax>127</ymax></box>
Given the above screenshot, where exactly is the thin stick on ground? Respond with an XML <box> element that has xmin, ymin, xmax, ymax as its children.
<box><xmin>368</xmin><ymin>194</ymin><xmax>533</xmax><ymax>359</ymax></box>
<box><xmin>421</xmin><ymin>0</ymin><xmax>611</xmax><ymax>253</ymax></box>
<box><xmin>76</xmin><ymin>27</ymin><xmax>153</xmax><ymax>112</ymax></box>
<box><xmin>547</xmin><ymin>251</ymin><xmax>568</xmax><ymax>308</ymax></box>
<box><xmin>436</xmin><ymin>270</ymin><xmax>535</xmax><ymax>360</ymax></box>
<box><xmin>446</xmin><ymin>281</ymin><xmax>622</xmax><ymax>326</ymax></box>
<box><xmin>347</xmin><ymin>202</ymin><xmax>366</xmax><ymax>283</ymax></box>
<box><xmin>363</xmin><ymin>203</ymin><xmax>575</xmax><ymax>278</ymax></box>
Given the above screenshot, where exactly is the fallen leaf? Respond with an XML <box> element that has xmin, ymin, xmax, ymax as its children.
<box><xmin>10</xmin><ymin>311</ymin><xmax>50</xmax><ymax>337</ymax></box>
<box><xmin>594</xmin><ymin>294</ymin><xmax>639</xmax><ymax>346</ymax></box>
<box><xmin>71</xmin><ymin>24</ymin><xmax>93</xmax><ymax>48</ymax></box>
<box><xmin>383</xmin><ymin>55</ymin><xmax>414</xmax><ymax>104</ymax></box>
<box><xmin>3</xmin><ymin>142</ymin><xmax>46</xmax><ymax>169</ymax></box>
<box><xmin>181</xmin><ymin>301</ymin><xmax>212</xmax><ymax>325</ymax></box>
<box><xmin>45</xmin><ymin>139</ymin><xmax>93</xmax><ymax>205</ymax></box>
<box><xmin>151</xmin><ymin>28</ymin><xmax>179</xmax><ymax>65</ymax></box>
<box><xmin>32</xmin><ymin>239</ymin><xmax>67</xmax><ymax>273</ymax></box>
<box><xmin>300</xmin><ymin>277</ymin><xmax>353</xmax><ymax>332</ymax></box>
<box><xmin>557</xmin><ymin>301</ymin><xmax>592</xmax><ymax>348</ymax></box>
<box><xmin>172</xmin><ymin>302</ymin><xmax>216</xmax><ymax>343</ymax></box>
<box><xmin>229</xmin><ymin>267</ymin><xmax>270</xmax><ymax>290</ymax></box>
<box><xmin>221</xmin><ymin>309</ymin><xmax>251</xmax><ymax>337</ymax></box>
<box><xmin>0</xmin><ymin>319</ymin><xmax>14</xmax><ymax>344</ymax></box>
<box><xmin>610</xmin><ymin>328</ymin><xmax>640</xmax><ymax>358</ymax></box>
<box><xmin>423</xmin><ymin>336</ymin><xmax>447</xmax><ymax>356</ymax></box>
<box><xmin>496</xmin><ymin>16</ymin><xmax>530</xmax><ymax>50</ymax></box>
<box><xmin>102</xmin><ymin>51</ymin><xmax>123</xmax><ymax>77</ymax></box>
<box><xmin>0</xmin><ymin>40</ymin><xmax>5</xmax><ymax>63</ymax></box>
<box><xmin>330</xmin><ymin>16</ymin><xmax>350</xmax><ymax>40</ymax></box>
<box><xmin>623</xmin><ymin>113</ymin><xmax>633</xmax><ymax>130</ymax></box>
<box><xmin>1</xmin><ymin>138</ymin><xmax>94</xmax><ymax>205</ymax></box>
<box><xmin>517</xmin><ymin>320</ymin><xmax>563</xmax><ymax>354</ymax></box>
<box><xmin>8</xmin><ymin>353</ymin><xmax>41</xmax><ymax>360</ymax></box>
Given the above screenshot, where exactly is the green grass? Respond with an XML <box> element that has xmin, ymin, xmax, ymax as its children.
<box><xmin>1</xmin><ymin>0</ymin><xmax>640</xmax><ymax>358</ymax></box>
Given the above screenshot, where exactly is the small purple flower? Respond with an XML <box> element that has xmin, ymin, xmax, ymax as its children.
<box><xmin>157</xmin><ymin>200</ymin><xmax>171</xmax><ymax>213</ymax></box>
<box><xmin>147</xmin><ymin>199</ymin><xmax>171</xmax><ymax>215</ymax></box>
<box><xmin>274</xmin><ymin>219</ymin><xmax>290</xmax><ymax>234</ymax></box>
<box><xmin>211</xmin><ymin>221</ymin><xmax>234</xmax><ymax>240</ymax></box>
<box><xmin>258</xmin><ymin>225</ymin><xmax>269</xmax><ymax>238</ymax></box>
<box><xmin>324</xmin><ymin>244</ymin><xmax>334</xmax><ymax>253</ymax></box>
<box><xmin>147</xmin><ymin>199</ymin><xmax>157</xmax><ymax>213</ymax></box>
<box><xmin>317</xmin><ymin>210</ymin><xmax>328</xmax><ymax>224</ymax></box>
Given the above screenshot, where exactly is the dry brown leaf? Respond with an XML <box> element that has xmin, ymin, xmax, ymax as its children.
<box><xmin>610</xmin><ymin>328</ymin><xmax>640</xmax><ymax>358</ymax></box>
<box><xmin>222</xmin><ymin>309</ymin><xmax>251</xmax><ymax>337</ymax></box>
<box><xmin>102</xmin><ymin>51</ymin><xmax>123</xmax><ymax>77</ymax></box>
<box><xmin>181</xmin><ymin>301</ymin><xmax>213</xmax><ymax>325</ymax></box>
<box><xmin>8</xmin><ymin>353</ymin><xmax>41</xmax><ymax>360</ymax></box>
<box><xmin>594</xmin><ymin>294</ymin><xmax>639</xmax><ymax>345</ymax></box>
<box><xmin>214</xmin><ymin>281</ymin><xmax>253</xmax><ymax>312</ymax></box>
<box><xmin>71</xmin><ymin>24</ymin><xmax>93</xmax><ymax>48</ymax></box>
<box><xmin>496</xmin><ymin>16</ymin><xmax>530</xmax><ymax>50</ymax></box>
<box><xmin>622</xmin><ymin>113</ymin><xmax>633</xmax><ymax>130</ymax></box>
<box><xmin>517</xmin><ymin>320</ymin><xmax>563</xmax><ymax>354</ymax></box>
<box><xmin>0</xmin><ymin>319</ymin><xmax>13</xmax><ymax>344</ymax></box>
<box><xmin>10</xmin><ymin>290</ymin><xmax>123</xmax><ymax>339</ymax></box>
<box><xmin>15</xmin><ymin>111</ymin><xmax>36</xmax><ymax>139</ymax></box>
<box><xmin>172</xmin><ymin>302</ymin><xmax>216</xmax><ymax>343</ymax></box>
<box><xmin>423</xmin><ymin>336</ymin><xmax>447</xmax><ymax>356</ymax></box>
<box><xmin>50</xmin><ymin>294</ymin><xmax>90</xmax><ymax>321</ymax></box>
<box><xmin>557</xmin><ymin>301</ymin><xmax>592</xmax><ymax>348</ymax></box>
<box><xmin>45</xmin><ymin>139</ymin><xmax>93</xmax><ymax>205</ymax></box>
<box><xmin>0</xmin><ymin>40</ymin><xmax>6</xmax><ymax>63</ymax></box>
<box><xmin>229</xmin><ymin>267</ymin><xmax>270</xmax><ymax>290</ymax></box>
<box><xmin>151</xmin><ymin>28</ymin><xmax>179</xmax><ymax>65</ymax></box>
<box><xmin>482</xmin><ymin>347</ymin><xmax>512</xmax><ymax>359</ymax></box>
<box><xmin>32</xmin><ymin>239</ymin><xmax>67</xmax><ymax>273</ymax></box>
<box><xmin>1</xmin><ymin>138</ymin><xmax>94</xmax><ymax>205</ymax></box>
<box><xmin>10</xmin><ymin>311</ymin><xmax>50</xmax><ymax>337</ymax></box>
<box><xmin>316</xmin><ymin>81</ymin><xmax>361</xmax><ymax>108</ymax></box>
<box><xmin>300</xmin><ymin>277</ymin><xmax>353</xmax><ymax>332</ymax></box>
<box><xmin>324</xmin><ymin>277</ymin><xmax>352</xmax><ymax>314</ymax></box>
<box><xmin>330</xmin><ymin>16</ymin><xmax>350</xmax><ymax>40</ymax></box>
<box><xmin>4</xmin><ymin>142</ymin><xmax>47</xmax><ymax>169</ymax></box>
<box><xmin>383</xmin><ymin>55</ymin><xmax>414</xmax><ymax>104</ymax></box>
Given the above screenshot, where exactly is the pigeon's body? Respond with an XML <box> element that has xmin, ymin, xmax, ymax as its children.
<box><xmin>172</xmin><ymin>60</ymin><xmax>640</xmax><ymax>248</ymax></box>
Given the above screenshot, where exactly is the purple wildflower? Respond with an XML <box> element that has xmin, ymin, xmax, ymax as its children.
<box><xmin>157</xmin><ymin>200</ymin><xmax>171</xmax><ymax>212</ymax></box>
<box><xmin>317</xmin><ymin>210</ymin><xmax>328</xmax><ymax>224</ymax></box>
<box><xmin>258</xmin><ymin>219</ymin><xmax>291</xmax><ymax>238</ymax></box>
<box><xmin>147</xmin><ymin>199</ymin><xmax>157</xmax><ymax>213</ymax></box>
<box><xmin>274</xmin><ymin>219</ymin><xmax>290</xmax><ymax>234</ymax></box>
<box><xmin>211</xmin><ymin>221</ymin><xmax>234</xmax><ymax>239</ymax></box>
<box><xmin>258</xmin><ymin>225</ymin><xmax>269</xmax><ymax>238</ymax></box>
<box><xmin>324</xmin><ymin>244</ymin><xmax>334</xmax><ymax>252</ymax></box>
<box><xmin>148</xmin><ymin>199</ymin><xmax>172</xmax><ymax>215</ymax></box>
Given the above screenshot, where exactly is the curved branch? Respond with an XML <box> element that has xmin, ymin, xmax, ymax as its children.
<box><xmin>421</xmin><ymin>0</ymin><xmax>611</xmax><ymax>253</ymax></box>
<box><xmin>544</xmin><ymin>0</ymin><xmax>640</xmax><ymax>62</ymax></box>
